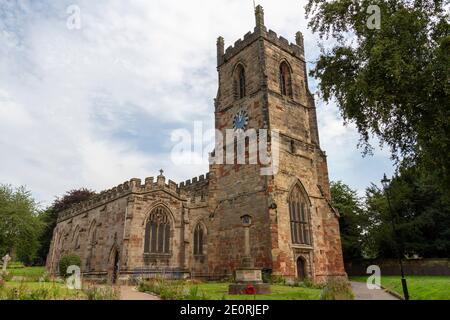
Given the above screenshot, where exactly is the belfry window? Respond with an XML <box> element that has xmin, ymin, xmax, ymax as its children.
<box><xmin>280</xmin><ymin>62</ymin><xmax>293</xmax><ymax>97</ymax></box>
<box><xmin>234</xmin><ymin>64</ymin><xmax>246</xmax><ymax>99</ymax></box>
<box><xmin>193</xmin><ymin>223</ymin><xmax>205</xmax><ymax>255</ymax></box>
<box><xmin>289</xmin><ymin>184</ymin><xmax>311</xmax><ymax>245</ymax></box>
<box><xmin>144</xmin><ymin>207</ymin><xmax>171</xmax><ymax>254</ymax></box>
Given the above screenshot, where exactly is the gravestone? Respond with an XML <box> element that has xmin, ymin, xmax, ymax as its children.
<box><xmin>2</xmin><ymin>254</ymin><xmax>11</xmax><ymax>272</ymax></box>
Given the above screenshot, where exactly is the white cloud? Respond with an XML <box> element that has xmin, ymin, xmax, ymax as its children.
<box><xmin>0</xmin><ymin>0</ymin><xmax>393</xmax><ymax>206</ymax></box>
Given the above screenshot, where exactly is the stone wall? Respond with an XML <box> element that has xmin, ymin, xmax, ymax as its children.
<box><xmin>346</xmin><ymin>259</ymin><xmax>450</xmax><ymax>276</ymax></box>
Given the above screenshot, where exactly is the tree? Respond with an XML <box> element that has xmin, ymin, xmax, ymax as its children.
<box><xmin>363</xmin><ymin>166</ymin><xmax>450</xmax><ymax>259</ymax></box>
<box><xmin>305</xmin><ymin>0</ymin><xmax>450</xmax><ymax>187</ymax></box>
<box><xmin>331</xmin><ymin>181</ymin><xmax>367</xmax><ymax>261</ymax></box>
<box><xmin>0</xmin><ymin>184</ymin><xmax>43</xmax><ymax>265</ymax></box>
<box><xmin>364</xmin><ymin>183</ymin><xmax>396</xmax><ymax>258</ymax></box>
<box><xmin>36</xmin><ymin>188</ymin><xmax>95</xmax><ymax>264</ymax></box>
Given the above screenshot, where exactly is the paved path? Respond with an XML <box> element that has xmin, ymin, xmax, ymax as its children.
<box><xmin>350</xmin><ymin>281</ymin><xmax>399</xmax><ymax>300</ymax></box>
<box><xmin>119</xmin><ymin>286</ymin><xmax>161</xmax><ymax>300</ymax></box>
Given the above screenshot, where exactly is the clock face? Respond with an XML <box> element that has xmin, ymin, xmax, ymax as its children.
<box><xmin>233</xmin><ymin>110</ymin><xmax>249</xmax><ymax>131</ymax></box>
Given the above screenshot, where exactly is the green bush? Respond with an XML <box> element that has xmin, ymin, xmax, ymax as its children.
<box><xmin>83</xmin><ymin>285</ymin><xmax>119</xmax><ymax>300</ymax></box>
<box><xmin>58</xmin><ymin>254</ymin><xmax>81</xmax><ymax>278</ymax></box>
<box><xmin>320</xmin><ymin>278</ymin><xmax>354</xmax><ymax>300</ymax></box>
<box><xmin>183</xmin><ymin>286</ymin><xmax>208</xmax><ymax>300</ymax></box>
<box><xmin>138</xmin><ymin>278</ymin><xmax>209</xmax><ymax>300</ymax></box>
<box><xmin>0</xmin><ymin>271</ymin><xmax>13</xmax><ymax>282</ymax></box>
<box><xmin>268</xmin><ymin>275</ymin><xmax>286</xmax><ymax>285</ymax></box>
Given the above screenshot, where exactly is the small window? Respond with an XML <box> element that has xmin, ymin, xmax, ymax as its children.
<box><xmin>193</xmin><ymin>223</ymin><xmax>205</xmax><ymax>255</ymax></box>
<box><xmin>280</xmin><ymin>62</ymin><xmax>293</xmax><ymax>97</ymax></box>
<box><xmin>234</xmin><ymin>64</ymin><xmax>246</xmax><ymax>100</ymax></box>
<box><xmin>290</xmin><ymin>140</ymin><xmax>295</xmax><ymax>153</ymax></box>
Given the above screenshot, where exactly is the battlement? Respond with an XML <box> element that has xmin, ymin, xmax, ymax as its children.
<box><xmin>218</xmin><ymin>5</ymin><xmax>305</xmax><ymax>66</ymax></box>
<box><xmin>57</xmin><ymin>173</ymin><xmax>189</xmax><ymax>222</ymax></box>
<box><xmin>179</xmin><ymin>172</ymin><xmax>210</xmax><ymax>189</ymax></box>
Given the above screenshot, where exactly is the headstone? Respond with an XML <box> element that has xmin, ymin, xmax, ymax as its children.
<box><xmin>2</xmin><ymin>254</ymin><xmax>11</xmax><ymax>272</ymax></box>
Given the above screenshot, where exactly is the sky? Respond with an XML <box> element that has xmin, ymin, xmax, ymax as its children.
<box><xmin>0</xmin><ymin>0</ymin><xmax>394</xmax><ymax>207</ymax></box>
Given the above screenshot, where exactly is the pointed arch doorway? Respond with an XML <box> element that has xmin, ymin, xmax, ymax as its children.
<box><xmin>109</xmin><ymin>248</ymin><xmax>120</xmax><ymax>285</ymax></box>
<box><xmin>296</xmin><ymin>257</ymin><xmax>306</xmax><ymax>280</ymax></box>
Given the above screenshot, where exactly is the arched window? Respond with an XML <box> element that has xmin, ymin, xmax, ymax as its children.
<box><xmin>86</xmin><ymin>222</ymin><xmax>98</xmax><ymax>271</ymax></box>
<box><xmin>72</xmin><ymin>226</ymin><xmax>80</xmax><ymax>250</ymax></box>
<box><xmin>74</xmin><ymin>232</ymin><xmax>80</xmax><ymax>250</ymax></box>
<box><xmin>234</xmin><ymin>64</ymin><xmax>246</xmax><ymax>99</ymax></box>
<box><xmin>280</xmin><ymin>62</ymin><xmax>293</xmax><ymax>97</ymax></box>
<box><xmin>144</xmin><ymin>207</ymin><xmax>171</xmax><ymax>254</ymax></box>
<box><xmin>289</xmin><ymin>184</ymin><xmax>311</xmax><ymax>245</ymax></box>
<box><xmin>193</xmin><ymin>224</ymin><xmax>205</xmax><ymax>255</ymax></box>
<box><xmin>90</xmin><ymin>224</ymin><xmax>98</xmax><ymax>246</ymax></box>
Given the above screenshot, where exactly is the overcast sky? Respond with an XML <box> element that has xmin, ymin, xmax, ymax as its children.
<box><xmin>0</xmin><ymin>0</ymin><xmax>394</xmax><ymax>207</ymax></box>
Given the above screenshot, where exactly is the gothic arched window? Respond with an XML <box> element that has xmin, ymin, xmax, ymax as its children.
<box><xmin>90</xmin><ymin>224</ymin><xmax>98</xmax><ymax>246</ymax></box>
<box><xmin>144</xmin><ymin>207</ymin><xmax>171</xmax><ymax>254</ymax></box>
<box><xmin>193</xmin><ymin>224</ymin><xmax>205</xmax><ymax>255</ymax></box>
<box><xmin>74</xmin><ymin>231</ymin><xmax>80</xmax><ymax>250</ymax></box>
<box><xmin>289</xmin><ymin>184</ymin><xmax>311</xmax><ymax>245</ymax></box>
<box><xmin>280</xmin><ymin>61</ymin><xmax>293</xmax><ymax>97</ymax></box>
<box><xmin>234</xmin><ymin>64</ymin><xmax>246</xmax><ymax>100</ymax></box>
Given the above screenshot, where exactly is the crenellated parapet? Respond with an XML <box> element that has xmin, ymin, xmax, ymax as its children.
<box><xmin>219</xmin><ymin>29</ymin><xmax>304</xmax><ymax>67</ymax></box>
<box><xmin>179</xmin><ymin>173</ymin><xmax>210</xmax><ymax>203</ymax></box>
<box><xmin>217</xmin><ymin>5</ymin><xmax>304</xmax><ymax>67</ymax></box>
<box><xmin>57</xmin><ymin>172</ymin><xmax>189</xmax><ymax>223</ymax></box>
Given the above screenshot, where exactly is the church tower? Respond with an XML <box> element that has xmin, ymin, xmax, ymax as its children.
<box><xmin>208</xmin><ymin>6</ymin><xmax>346</xmax><ymax>283</ymax></box>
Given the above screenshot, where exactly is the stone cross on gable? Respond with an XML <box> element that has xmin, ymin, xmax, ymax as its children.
<box><xmin>2</xmin><ymin>254</ymin><xmax>11</xmax><ymax>272</ymax></box>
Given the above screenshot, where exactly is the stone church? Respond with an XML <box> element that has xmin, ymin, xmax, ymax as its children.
<box><xmin>46</xmin><ymin>6</ymin><xmax>346</xmax><ymax>284</ymax></box>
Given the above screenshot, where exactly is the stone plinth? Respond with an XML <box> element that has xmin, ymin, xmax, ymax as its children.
<box><xmin>235</xmin><ymin>268</ymin><xmax>262</xmax><ymax>283</ymax></box>
<box><xmin>228</xmin><ymin>267</ymin><xmax>271</xmax><ymax>295</ymax></box>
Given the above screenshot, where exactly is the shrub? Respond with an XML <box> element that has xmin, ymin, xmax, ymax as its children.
<box><xmin>0</xmin><ymin>271</ymin><xmax>12</xmax><ymax>282</ymax></box>
<box><xmin>286</xmin><ymin>277</ymin><xmax>324</xmax><ymax>289</ymax></box>
<box><xmin>320</xmin><ymin>278</ymin><xmax>354</xmax><ymax>300</ymax></box>
<box><xmin>39</xmin><ymin>272</ymin><xmax>51</xmax><ymax>283</ymax></box>
<box><xmin>138</xmin><ymin>278</ymin><xmax>209</xmax><ymax>300</ymax></box>
<box><xmin>268</xmin><ymin>275</ymin><xmax>286</xmax><ymax>285</ymax></box>
<box><xmin>58</xmin><ymin>254</ymin><xmax>81</xmax><ymax>278</ymax></box>
<box><xmin>83</xmin><ymin>285</ymin><xmax>119</xmax><ymax>300</ymax></box>
<box><xmin>184</xmin><ymin>286</ymin><xmax>208</xmax><ymax>300</ymax></box>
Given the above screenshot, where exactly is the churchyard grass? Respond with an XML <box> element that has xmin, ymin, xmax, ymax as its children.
<box><xmin>0</xmin><ymin>266</ymin><xmax>119</xmax><ymax>300</ymax></box>
<box><xmin>350</xmin><ymin>276</ymin><xmax>450</xmax><ymax>300</ymax></box>
<box><xmin>138</xmin><ymin>279</ymin><xmax>322</xmax><ymax>300</ymax></box>
<box><xmin>191</xmin><ymin>282</ymin><xmax>322</xmax><ymax>300</ymax></box>
<box><xmin>8</xmin><ymin>266</ymin><xmax>46</xmax><ymax>281</ymax></box>
<box><xmin>0</xmin><ymin>281</ymin><xmax>85</xmax><ymax>300</ymax></box>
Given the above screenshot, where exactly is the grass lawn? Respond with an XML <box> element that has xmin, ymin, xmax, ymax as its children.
<box><xmin>350</xmin><ymin>276</ymin><xmax>450</xmax><ymax>300</ymax></box>
<box><xmin>188</xmin><ymin>283</ymin><xmax>322</xmax><ymax>300</ymax></box>
<box><xmin>8</xmin><ymin>266</ymin><xmax>46</xmax><ymax>280</ymax></box>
